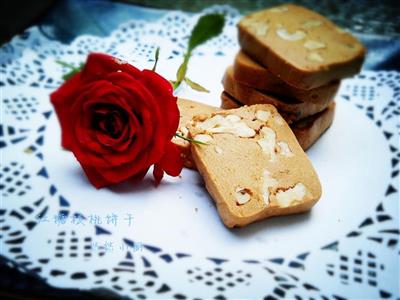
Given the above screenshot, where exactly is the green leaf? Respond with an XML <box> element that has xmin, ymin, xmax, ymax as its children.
<box><xmin>62</xmin><ymin>68</ymin><xmax>81</xmax><ymax>80</ymax></box>
<box><xmin>171</xmin><ymin>13</ymin><xmax>225</xmax><ymax>91</ymax></box>
<box><xmin>173</xmin><ymin>53</ymin><xmax>190</xmax><ymax>90</ymax></box>
<box><xmin>176</xmin><ymin>53</ymin><xmax>190</xmax><ymax>82</ymax></box>
<box><xmin>151</xmin><ymin>47</ymin><xmax>160</xmax><ymax>71</ymax></box>
<box><xmin>174</xmin><ymin>133</ymin><xmax>209</xmax><ymax>145</ymax></box>
<box><xmin>188</xmin><ymin>13</ymin><xmax>225</xmax><ymax>52</ymax></box>
<box><xmin>184</xmin><ymin>77</ymin><xmax>209</xmax><ymax>93</ymax></box>
<box><xmin>55</xmin><ymin>60</ymin><xmax>76</xmax><ymax>69</ymax></box>
<box><xmin>176</xmin><ymin>60</ymin><xmax>187</xmax><ymax>83</ymax></box>
<box><xmin>56</xmin><ymin>60</ymin><xmax>84</xmax><ymax>81</ymax></box>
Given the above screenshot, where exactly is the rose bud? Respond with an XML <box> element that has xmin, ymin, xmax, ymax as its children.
<box><xmin>51</xmin><ymin>53</ymin><xmax>183</xmax><ymax>188</ymax></box>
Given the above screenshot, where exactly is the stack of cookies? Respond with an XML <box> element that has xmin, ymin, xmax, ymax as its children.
<box><xmin>221</xmin><ymin>4</ymin><xmax>366</xmax><ymax>150</ymax></box>
<box><xmin>170</xmin><ymin>4</ymin><xmax>366</xmax><ymax>228</ymax></box>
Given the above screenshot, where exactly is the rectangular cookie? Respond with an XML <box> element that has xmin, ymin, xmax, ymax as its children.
<box><xmin>189</xmin><ymin>104</ymin><xmax>322</xmax><ymax>227</ymax></box>
<box><xmin>238</xmin><ymin>4</ymin><xmax>366</xmax><ymax>89</ymax></box>
<box><xmin>174</xmin><ymin>99</ymin><xmax>218</xmax><ymax>169</ymax></box>
<box><xmin>222</xmin><ymin>66</ymin><xmax>333</xmax><ymax>123</ymax></box>
<box><xmin>233</xmin><ymin>51</ymin><xmax>340</xmax><ymax>103</ymax></box>
<box><xmin>220</xmin><ymin>91</ymin><xmax>335</xmax><ymax>150</ymax></box>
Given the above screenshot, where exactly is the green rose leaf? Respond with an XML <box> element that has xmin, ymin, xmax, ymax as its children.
<box><xmin>184</xmin><ymin>77</ymin><xmax>209</xmax><ymax>93</ymax></box>
<box><xmin>56</xmin><ymin>60</ymin><xmax>84</xmax><ymax>81</ymax></box>
<box><xmin>188</xmin><ymin>13</ymin><xmax>225</xmax><ymax>52</ymax></box>
<box><xmin>171</xmin><ymin>13</ymin><xmax>225</xmax><ymax>92</ymax></box>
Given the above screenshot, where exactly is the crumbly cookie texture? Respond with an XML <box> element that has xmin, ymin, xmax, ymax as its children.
<box><xmin>238</xmin><ymin>4</ymin><xmax>366</xmax><ymax>89</ymax></box>
<box><xmin>173</xmin><ymin>99</ymin><xmax>217</xmax><ymax>169</ymax></box>
<box><xmin>189</xmin><ymin>104</ymin><xmax>322</xmax><ymax>227</ymax></box>
<box><xmin>220</xmin><ymin>92</ymin><xmax>336</xmax><ymax>151</ymax></box>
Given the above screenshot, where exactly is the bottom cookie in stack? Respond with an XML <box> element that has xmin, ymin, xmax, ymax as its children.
<box><xmin>220</xmin><ymin>92</ymin><xmax>335</xmax><ymax>150</ymax></box>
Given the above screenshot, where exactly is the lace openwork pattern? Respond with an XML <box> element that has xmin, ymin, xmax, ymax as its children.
<box><xmin>1</xmin><ymin>5</ymin><xmax>399</xmax><ymax>299</ymax></box>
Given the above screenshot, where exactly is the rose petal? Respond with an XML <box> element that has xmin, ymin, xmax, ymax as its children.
<box><xmin>87</xmin><ymin>74</ymin><xmax>157</xmax><ymax>152</ymax></box>
<box><xmin>153</xmin><ymin>164</ymin><xmax>164</xmax><ymax>186</ymax></box>
<box><xmin>90</xmin><ymin>104</ymin><xmax>136</xmax><ymax>151</ymax></box>
<box><xmin>141</xmin><ymin>70</ymin><xmax>179</xmax><ymax>137</ymax></box>
<box><xmin>156</xmin><ymin>142</ymin><xmax>183</xmax><ymax>177</ymax></box>
<box><xmin>129</xmin><ymin>167</ymin><xmax>150</xmax><ymax>184</ymax></box>
<box><xmin>50</xmin><ymin>72</ymin><xmax>82</xmax><ymax>150</ymax></box>
<box><xmin>95</xmin><ymin>149</ymin><xmax>151</xmax><ymax>183</ymax></box>
<box><xmin>107</xmin><ymin>72</ymin><xmax>168</xmax><ymax>165</ymax></box>
<box><xmin>81</xmin><ymin>53</ymin><xmax>141</xmax><ymax>82</ymax></box>
<box><xmin>79</xmin><ymin>164</ymin><xmax>110</xmax><ymax>189</ymax></box>
<box><xmin>105</xmin><ymin>72</ymin><xmax>158</xmax><ymax>145</ymax></box>
<box><xmin>153</xmin><ymin>142</ymin><xmax>183</xmax><ymax>186</ymax></box>
<box><xmin>71</xmin><ymin>80</ymin><xmax>146</xmax><ymax>165</ymax></box>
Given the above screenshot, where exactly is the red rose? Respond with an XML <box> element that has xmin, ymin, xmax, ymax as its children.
<box><xmin>50</xmin><ymin>53</ymin><xmax>183</xmax><ymax>188</ymax></box>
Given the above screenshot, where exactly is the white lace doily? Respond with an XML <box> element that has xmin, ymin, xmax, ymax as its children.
<box><xmin>1</xmin><ymin>5</ymin><xmax>399</xmax><ymax>299</ymax></box>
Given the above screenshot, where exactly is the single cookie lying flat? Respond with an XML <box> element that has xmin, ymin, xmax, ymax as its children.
<box><xmin>220</xmin><ymin>92</ymin><xmax>335</xmax><ymax>150</ymax></box>
<box><xmin>189</xmin><ymin>104</ymin><xmax>322</xmax><ymax>227</ymax></box>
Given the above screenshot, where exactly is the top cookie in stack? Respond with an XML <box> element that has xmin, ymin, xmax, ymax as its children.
<box><xmin>221</xmin><ymin>3</ymin><xmax>366</xmax><ymax>150</ymax></box>
<box><xmin>238</xmin><ymin>4</ymin><xmax>365</xmax><ymax>89</ymax></box>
